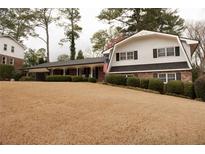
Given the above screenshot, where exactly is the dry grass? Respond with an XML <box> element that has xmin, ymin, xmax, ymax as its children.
<box><xmin>1</xmin><ymin>81</ymin><xmax>205</xmax><ymax>145</ymax></box>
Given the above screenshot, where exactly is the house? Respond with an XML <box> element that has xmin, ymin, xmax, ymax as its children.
<box><xmin>0</xmin><ymin>35</ymin><xmax>25</xmax><ymax>70</ymax></box>
<box><xmin>27</xmin><ymin>30</ymin><xmax>199</xmax><ymax>82</ymax></box>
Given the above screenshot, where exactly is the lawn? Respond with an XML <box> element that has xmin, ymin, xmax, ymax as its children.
<box><xmin>0</xmin><ymin>82</ymin><xmax>205</xmax><ymax>144</ymax></box>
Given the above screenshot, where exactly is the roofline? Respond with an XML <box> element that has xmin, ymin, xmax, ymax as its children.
<box><xmin>0</xmin><ymin>35</ymin><xmax>26</xmax><ymax>49</ymax></box>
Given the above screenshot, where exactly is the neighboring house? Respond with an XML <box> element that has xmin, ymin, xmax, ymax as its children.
<box><xmin>27</xmin><ymin>30</ymin><xmax>199</xmax><ymax>82</ymax></box>
<box><xmin>0</xmin><ymin>35</ymin><xmax>25</xmax><ymax>70</ymax></box>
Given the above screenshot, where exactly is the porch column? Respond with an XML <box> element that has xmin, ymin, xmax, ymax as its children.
<box><xmin>63</xmin><ymin>68</ymin><xmax>66</xmax><ymax>75</ymax></box>
<box><xmin>50</xmin><ymin>69</ymin><xmax>53</xmax><ymax>76</ymax></box>
<box><xmin>90</xmin><ymin>66</ymin><xmax>93</xmax><ymax>78</ymax></box>
<box><xmin>76</xmin><ymin>67</ymin><xmax>79</xmax><ymax>76</ymax></box>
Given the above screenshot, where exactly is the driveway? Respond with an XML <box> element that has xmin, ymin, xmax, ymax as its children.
<box><xmin>0</xmin><ymin>82</ymin><xmax>205</xmax><ymax>144</ymax></box>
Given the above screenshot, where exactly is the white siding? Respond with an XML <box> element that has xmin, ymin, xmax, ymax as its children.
<box><xmin>110</xmin><ymin>35</ymin><xmax>189</xmax><ymax>67</ymax></box>
<box><xmin>182</xmin><ymin>41</ymin><xmax>191</xmax><ymax>60</ymax></box>
<box><xmin>0</xmin><ymin>37</ymin><xmax>24</xmax><ymax>59</ymax></box>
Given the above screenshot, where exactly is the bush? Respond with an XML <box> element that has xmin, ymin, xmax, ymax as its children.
<box><xmin>0</xmin><ymin>64</ymin><xmax>15</xmax><ymax>80</ymax></box>
<box><xmin>194</xmin><ymin>75</ymin><xmax>205</xmax><ymax>101</ymax></box>
<box><xmin>72</xmin><ymin>76</ymin><xmax>84</xmax><ymax>82</ymax></box>
<box><xmin>148</xmin><ymin>78</ymin><xmax>164</xmax><ymax>93</ymax></box>
<box><xmin>12</xmin><ymin>71</ymin><xmax>23</xmax><ymax>81</ymax></box>
<box><xmin>82</xmin><ymin>77</ymin><xmax>88</xmax><ymax>82</ymax></box>
<box><xmin>167</xmin><ymin>80</ymin><xmax>184</xmax><ymax>95</ymax></box>
<box><xmin>105</xmin><ymin>74</ymin><xmax>127</xmax><ymax>85</ymax></box>
<box><xmin>184</xmin><ymin>82</ymin><xmax>195</xmax><ymax>99</ymax></box>
<box><xmin>88</xmin><ymin>77</ymin><xmax>97</xmax><ymax>83</ymax></box>
<box><xmin>46</xmin><ymin>75</ymin><xmax>72</xmax><ymax>82</ymax></box>
<box><xmin>126</xmin><ymin>77</ymin><xmax>140</xmax><ymax>87</ymax></box>
<box><xmin>19</xmin><ymin>76</ymin><xmax>34</xmax><ymax>81</ymax></box>
<box><xmin>140</xmin><ymin>79</ymin><xmax>149</xmax><ymax>89</ymax></box>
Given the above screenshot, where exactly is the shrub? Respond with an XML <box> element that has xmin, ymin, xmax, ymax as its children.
<box><xmin>148</xmin><ymin>78</ymin><xmax>164</xmax><ymax>93</ymax></box>
<box><xmin>72</xmin><ymin>76</ymin><xmax>84</xmax><ymax>82</ymax></box>
<box><xmin>140</xmin><ymin>79</ymin><xmax>149</xmax><ymax>89</ymax></box>
<box><xmin>167</xmin><ymin>80</ymin><xmax>184</xmax><ymax>95</ymax></box>
<box><xmin>194</xmin><ymin>75</ymin><xmax>205</xmax><ymax>101</ymax></box>
<box><xmin>0</xmin><ymin>64</ymin><xmax>15</xmax><ymax>80</ymax></box>
<box><xmin>105</xmin><ymin>74</ymin><xmax>127</xmax><ymax>85</ymax></box>
<box><xmin>12</xmin><ymin>71</ymin><xmax>23</xmax><ymax>81</ymax></box>
<box><xmin>126</xmin><ymin>77</ymin><xmax>140</xmax><ymax>87</ymax></box>
<box><xmin>46</xmin><ymin>75</ymin><xmax>72</xmax><ymax>82</ymax></box>
<box><xmin>82</xmin><ymin>77</ymin><xmax>88</xmax><ymax>82</ymax></box>
<box><xmin>88</xmin><ymin>77</ymin><xmax>97</xmax><ymax>83</ymax></box>
<box><xmin>184</xmin><ymin>82</ymin><xmax>195</xmax><ymax>99</ymax></box>
<box><xmin>19</xmin><ymin>76</ymin><xmax>34</xmax><ymax>81</ymax></box>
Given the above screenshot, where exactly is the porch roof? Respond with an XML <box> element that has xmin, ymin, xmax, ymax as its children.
<box><xmin>27</xmin><ymin>57</ymin><xmax>105</xmax><ymax>69</ymax></box>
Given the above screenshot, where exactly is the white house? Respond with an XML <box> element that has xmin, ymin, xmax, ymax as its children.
<box><xmin>0</xmin><ymin>35</ymin><xmax>25</xmax><ymax>70</ymax></box>
<box><xmin>103</xmin><ymin>30</ymin><xmax>199</xmax><ymax>82</ymax></box>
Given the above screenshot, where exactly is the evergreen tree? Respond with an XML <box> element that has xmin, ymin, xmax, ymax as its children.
<box><xmin>76</xmin><ymin>50</ymin><xmax>84</xmax><ymax>59</ymax></box>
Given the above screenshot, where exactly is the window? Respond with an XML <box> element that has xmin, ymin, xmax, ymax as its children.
<box><xmin>167</xmin><ymin>47</ymin><xmax>175</xmax><ymax>56</ymax></box>
<box><xmin>2</xmin><ymin>56</ymin><xmax>7</xmax><ymax>64</ymax></box>
<box><xmin>10</xmin><ymin>58</ymin><xmax>14</xmax><ymax>65</ymax></box>
<box><xmin>158</xmin><ymin>48</ymin><xmax>166</xmax><ymax>57</ymax></box>
<box><xmin>4</xmin><ymin>44</ymin><xmax>7</xmax><ymax>51</ymax></box>
<box><xmin>11</xmin><ymin>46</ymin><xmax>14</xmax><ymax>52</ymax></box>
<box><xmin>167</xmin><ymin>73</ymin><xmax>176</xmax><ymax>82</ymax></box>
<box><xmin>158</xmin><ymin>73</ymin><xmax>166</xmax><ymax>83</ymax></box>
<box><xmin>119</xmin><ymin>52</ymin><xmax>126</xmax><ymax>60</ymax></box>
<box><xmin>127</xmin><ymin>52</ymin><xmax>134</xmax><ymax>60</ymax></box>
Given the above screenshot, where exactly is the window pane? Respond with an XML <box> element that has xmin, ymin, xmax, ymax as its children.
<box><xmin>119</xmin><ymin>52</ymin><xmax>126</xmax><ymax>60</ymax></box>
<box><xmin>158</xmin><ymin>73</ymin><xmax>166</xmax><ymax>82</ymax></box>
<box><xmin>127</xmin><ymin>52</ymin><xmax>133</xmax><ymax>60</ymax></box>
<box><xmin>168</xmin><ymin>73</ymin><xmax>176</xmax><ymax>81</ymax></box>
<box><xmin>167</xmin><ymin>47</ymin><xmax>174</xmax><ymax>56</ymax></box>
<box><xmin>158</xmin><ymin>48</ymin><xmax>165</xmax><ymax>57</ymax></box>
<box><xmin>11</xmin><ymin>46</ymin><xmax>14</xmax><ymax>52</ymax></box>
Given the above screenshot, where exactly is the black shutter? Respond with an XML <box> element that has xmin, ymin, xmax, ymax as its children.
<box><xmin>153</xmin><ymin>49</ymin><xmax>157</xmax><ymax>58</ymax></box>
<box><xmin>175</xmin><ymin>46</ymin><xmax>180</xmax><ymax>56</ymax></box>
<box><xmin>153</xmin><ymin>73</ymin><xmax>157</xmax><ymax>78</ymax></box>
<box><xmin>134</xmin><ymin>51</ymin><xmax>138</xmax><ymax>60</ymax></box>
<box><xmin>176</xmin><ymin>72</ymin><xmax>181</xmax><ymax>80</ymax></box>
<box><xmin>116</xmin><ymin>53</ymin><xmax>119</xmax><ymax>61</ymax></box>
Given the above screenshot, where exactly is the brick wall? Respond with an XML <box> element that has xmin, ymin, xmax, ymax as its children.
<box><xmin>0</xmin><ymin>54</ymin><xmax>24</xmax><ymax>70</ymax></box>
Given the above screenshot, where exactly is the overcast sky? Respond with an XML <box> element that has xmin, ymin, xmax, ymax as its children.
<box><xmin>23</xmin><ymin>8</ymin><xmax>205</xmax><ymax>62</ymax></box>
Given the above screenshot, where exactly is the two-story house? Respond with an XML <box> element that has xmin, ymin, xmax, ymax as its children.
<box><xmin>0</xmin><ymin>35</ymin><xmax>25</xmax><ymax>70</ymax></box>
<box><xmin>27</xmin><ymin>30</ymin><xmax>199</xmax><ymax>82</ymax></box>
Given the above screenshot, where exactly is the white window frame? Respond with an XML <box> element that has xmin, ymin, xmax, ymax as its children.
<box><xmin>166</xmin><ymin>47</ymin><xmax>175</xmax><ymax>57</ymax></box>
<box><xmin>158</xmin><ymin>73</ymin><xmax>167</xmax><ymax>83</ymax></box>
<box><xmin>127</xmin><ymin>51</ymin><xmax>134</xmax><ymax>60</ymax></box>
<box><xmin>157</xmin><ymin>48</ymin><xmax>166</xmax><ymax>57</ymax></box>
<box><xmin>119</xmin><ymin>52</ymin><xmax>126</xmax><ymax>61</ymax></box>
<box><xmin>10</xmin><ymin>58</ymin><xmax>14</xmax><ymax>65</ymax></box>
<box><xmin>2</xmin><ymin>56</ymin><xmax>7</xmax><ymax>64</ymax></box>
<box><xmin>157</xmin><ymin>73</ymin><xmax>176</xmax><ymax>83</ymax></box>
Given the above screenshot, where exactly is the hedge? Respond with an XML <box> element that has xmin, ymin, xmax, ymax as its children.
<box><xmin>148</xmin><ymin>78</ymin><xmax>164</xmax><ymax>93</ymax></box>
<box><xmin>46</xmin><ymin>75</ymin><xmax>72</xmax><ymax>82</ymax></box>
<box><xmin>105</xmin><ymin>74</ymin><xmax>127</xmax><ymax>85</ymax></box>
<box><xmin>19</xmin><ymin>76</ymin><xmax>34</xmax><ymax>81</ymax></box>
<box><xmin>194</xmin><ymin>75</ymin><xmax>205</xmax><ymax>101</ymax></box>
<box><xmin>72</xmin><ymin>76</ymin><xmax>84</xmax><ymax>82</ymax></box>
<box><xmin>167</xmin><ymin>80</ymin><xmax>184</xmax><ymax>95</ymax></box>
<box><xmin>0</xmin><ymin>64</ymin><xmax>15</xmax><ymax>80</ymax></box>
<box><xmin>88</xmin><ymin>77</ymin><xmax>97</xmax><ymax>83</ymax></box>
<box><xmin>140</xmin><ymin>79</ymin><xmax>149</xmax><ymax>89</ymax></box>
<box><xmin>126</xmin><ymin>77</ymin><xmax>140</xmax><ymax>87</ymax></box>
<box><xmin>184</xmin><ymin>82</ymin><xmax>195</xmax><ymax>99</ymax></box>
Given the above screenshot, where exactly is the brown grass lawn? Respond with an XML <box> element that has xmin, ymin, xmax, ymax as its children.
<box><xmin>1</xmin><ymin>82</ymin><xmax>205</xmax><ymax>144</ymax></box>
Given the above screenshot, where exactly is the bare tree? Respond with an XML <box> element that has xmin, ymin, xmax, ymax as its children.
<box><xmin>186</xmin><ymin>21</ymin><xmax>205</xmax><ymax>75</ymax></box>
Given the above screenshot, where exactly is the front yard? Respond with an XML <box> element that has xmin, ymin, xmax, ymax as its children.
<box><xmin>0</xmin><ymin>82</ymin><xmax>205</xmax><ymax>144</ymax></box>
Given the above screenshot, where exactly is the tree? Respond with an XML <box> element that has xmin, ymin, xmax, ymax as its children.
<box><xmin>91</xmin><ymin>26</ymin><xmax>121</xmax><ymax>54</ymax></box>
<box><xmin>57</xmin><ymin>54</ymin><xmax>70</xmax><ymax>62</ymax></box>
<box><xmin>76</xmin><ymin>50</ymin><xmax>84</xmax><ymax>59</ymax></box>
<box><xmin>24</xmin><ymin>48</ymin><xmax>46</xmax><ymax>67</ymax></box>
<box><xmin>98</xmin><ymin>8</ymin><xmax>184</xmax><ymax>36</ymax></box>
<box><xmin>59</xmin><ymin>8</ymin><xmax>82</xmax><ymax>60</ymax></box>
<box><xmin>0</xmin><ymin>8</ymin><xmax>36</xmax><ymax>41</ymax></box>
<box><xmin>186</xmin><ymin>21</ymin><xmax>205</xmax><ymax>75</ymax></box>
<box><xmin>34</xmin><ymin>8</ymin><xmax>59</xmax><ymax>62</ymax></box>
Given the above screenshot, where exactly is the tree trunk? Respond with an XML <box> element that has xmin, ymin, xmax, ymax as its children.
<box><xmin>70</xmin><ymin>9</ymin><xmax>75</xmax><ymax>60</ymax></box>
<box><xmin>46</xmin><ymin>23</ymin><xmax>49</xmax><ymax>63</ymax></box>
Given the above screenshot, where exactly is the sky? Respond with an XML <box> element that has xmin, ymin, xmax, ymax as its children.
<box><xmin>23</xmin><ymin>8</ymin><xmax>205</xmax><ymax>62</ymax></box>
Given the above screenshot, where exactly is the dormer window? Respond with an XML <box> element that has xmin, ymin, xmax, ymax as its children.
<box><xmin>11</xmin><ymin>46</ymin><xmax>14</xmax><ymax>52</ymax></box>
<box><xmin>4</xmin><ymin>44</ymin><xmax>7</xmax><ymax>51</ymax></box>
